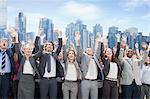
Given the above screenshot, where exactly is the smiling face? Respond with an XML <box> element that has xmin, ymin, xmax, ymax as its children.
<box><xmin>0</xmin><ymin>39</ymin><xmax>8</xmax><ymax>49</ymax></box>
<box><xmin>23</xmin><ymin>43</ymin><xmax>33</xmax><ymax>56</ymax></box>
<box><xmin>45</xmin><ymin>42</ymin><xmax>54</xmax><ymax>52</ymax></box>
<box><xmin>105</xmin><ymin>48</ymin><xmax>113</xmax><ymax>59</ymax></box>
<box><xmin>67</xmin><ymin>50</ymin><xmax>76</xmax><ymax>62</ymax></box>
<box><xmin>127</xmin><ymin>49</ymin><xmax>133</xmax><ymax>58</ymax></box>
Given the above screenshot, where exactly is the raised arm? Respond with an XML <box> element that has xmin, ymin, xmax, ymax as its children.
<box><xmin>76</xmin><ymin>32</ymin><xmax>83</xmax><ymax>63</ymax></box>
<box><xmin>62</xmin><ymin>36</ymin><xmax>67</xmax><ymax>62</ymax></box>
<box><xmin>55</xmin><ymin>30</ymin><xmax>62</xmax><ymax>55</ymax></box>
<box><xmin>118</xmin><ymin>35</ymin><xmax>127</xmax><ymax>62</ymax></box>
<box><xmin>141</xmin><ymin>43</ymin><xmax>148</xmax><ymax>64</ymax></box>
<box><xmin>115</xmin><ymin>34</ymin><xmax>121</xmax><ymax>58</ymax></box>
<box><xmin>95</xmin><ymin>34</ymin><xmax>102</xmax><ymax>60</ymax></box>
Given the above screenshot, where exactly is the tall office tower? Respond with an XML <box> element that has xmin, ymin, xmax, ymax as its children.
<box><xmin>93</xmin><ymin>24</ymin><xmax>103</xmax><ymax>47</ymax></box>
<box><xmin>25</xmin><ymin>32</ymin><xmax>34</xmax><ymax>42</ymax></box>
<box><xmin>125</xmin><ymin>27</ymin><xmax>138</xmax><ymax>49</ymax></box>
<box><xmin>65</xmin><ymin>20</ymin><xmax>87</xmax><ymax>49</ymax></box>
<box><xmin>16</xmin><ymin>12</ymin><xmax>26</xmax><ymax>42</ymax></box>
<box><xmin>39</xmin><ymin>18</ymin><xmax>54</xmax><ymax>41</ymax></box>
<box><xmin>0</xmin><ymin>0</ymin><xmax>7</xmax><ymax>38</ymax></box>
<box><xmin>108</xmin><ymin>26</ymin><xmax>118</xmax><ymax>49</ymax></box>
<box><xmin>136</xmin><ymin>32</ymin><xmax>142</xmax><ymax>50</ymax></box>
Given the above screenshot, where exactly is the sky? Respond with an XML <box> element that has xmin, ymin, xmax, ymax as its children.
<box><xmin>7</xmin><ymin>0</ymin><xmax>150</xmax><ymax>36</ymax></box>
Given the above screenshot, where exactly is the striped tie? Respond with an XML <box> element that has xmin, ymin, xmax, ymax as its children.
<box><xmin>1</xmin><ymin>51</ymin><xmax>6</xmax><ymax>69</ymax></box>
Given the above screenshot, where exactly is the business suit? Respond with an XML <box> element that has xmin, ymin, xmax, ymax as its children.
<box><xmin>78</xmin><ymin>43</ymin><xmax>104</xmax><ymax>99</ymax></box>
<box><xmin>0</xmin><ymin>46</ymin><xmax>15</xmax><ymax>98</ymax></box>
<box><xmin>119</xmin><ymin>48</ymin><xmax>148</xmax><ymax>99</ymax></box>
<box><xmin>15</xmin><ymin>43</ymin><xmax>40</xmax><ymax>99</ymax></box>
<box><xmin>36</xmin><ymin>37</ymin><xmax>64</xmax><ymax>99</ymax></box>
<box><xmin>101</xmin><ymin>42</ymin><xmax>122</xmax><ymax>99</ymax></box>
<box><xmin>62</xmin><ymin>45</ymin><xmax>82</xmax><ymax>99</ymax></box>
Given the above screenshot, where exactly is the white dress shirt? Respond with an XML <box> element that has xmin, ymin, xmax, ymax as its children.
<box><xmin>85</xmin><ymin>57</ymin><xmax>98</xmax><ymax>80</ymax></box>
<box><xmin>65</xmin><ymin>63</ymin><xmax>77</xmax><ymax>81</ymax></box>
<box><xmin>141</xmin><ymin>65</ymin><xmax>150</xmax><ymax>84</ymax></box>
<box><xmin>23</xmin><ymin>60</ymin><xmax>35</xmax><ymax>75</ymax></box>
<box><xmin>43</xmin><ymin>55</ymin><xmax>56</xmax><ymax>78</ymax></box>
<box><xmin>106</xmin><ymin>62</ymin><xmax>118</xmax><ymax>79</ymax></box>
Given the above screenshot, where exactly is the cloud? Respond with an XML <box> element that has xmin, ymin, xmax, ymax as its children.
<box><xmin>61</xmin><ymin>1</ymin><xmax>102</xmax><ymax>21</ymax></box>
<box><xmin>119</xmin><ymin>0</ymin><xmax>150</xmax><ymax>11</ymax></box>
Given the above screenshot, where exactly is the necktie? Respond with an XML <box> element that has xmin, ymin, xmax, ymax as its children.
<box><xmin>1</xmin><ymin>51</ymin><xmax>6</xmax><ymax>69</ymax></box>
<box><xmin>47</xmin><ymin>54</ymin><xmax>51</xmax><ymax>73</ymax></box>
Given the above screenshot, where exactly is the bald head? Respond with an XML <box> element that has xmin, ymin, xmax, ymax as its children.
<box><xmin>85</xmin><ymin>48</ymin><xmax>94</xmax><ymax>56</ymax></box>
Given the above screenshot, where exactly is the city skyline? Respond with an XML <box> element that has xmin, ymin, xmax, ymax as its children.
<box><xmin>7</xmin><ymin>0</ymin><xmax>150</xmax><ymax>36</ymax></box>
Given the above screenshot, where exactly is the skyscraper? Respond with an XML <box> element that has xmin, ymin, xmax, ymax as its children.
<box><xmin>25</xmin><ymin>32</ymin><xmax>34</xmax><ymax>42</ymax></box>
<box><xmin>125</xmin><ymin>27</ymin><xmax>138</xmax><ymax>49</ymax></box>
<box><xmin>108</xmin><ymin>26</ymin><xmax>118</xmax><ymax>49</ymax></box>
<box><xmin>65</xmin><ymin>20</ymin><xmax>87</xmax><ymax>49</ymax></box>
<box><xmin>93</xmin><ymin>24</ymin><xmax>103</xmax><ymax>47</ymax></box>
<box><xmin>66</xmin><ymin>23</ymin><xmax>75</xmax><ymax>48</ymax></box>
<box><xmin>83</xmin><ymin>29</ymin><xmax>90</xmax><ymax>50</ymax></box>
<box><xmin>136</xmin><ymin>32</ymin><xmax>142</xmax><ymax>50</ymax></box>
<box><xmin>39</xmin><ymin>18</ymin><xmax>54</xmax><ymax>41</ymax></box>
<box><xmin>16</xmin><ymin>12</ymin><xmax>26</xmax><ymax>42</ymax></box>
<box><xmin>0</xmin><ymin>0</ymin><xmax>7</xmax><ymax>39</ymax></box>
<box><xmin>0</xmin><ymin>0</ymin><xmax>7</xmax><ymax>30</ymax></box>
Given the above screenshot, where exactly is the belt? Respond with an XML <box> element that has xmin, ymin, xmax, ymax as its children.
<box><xmin>105</xmin><ymin>77</ymin><xmax>118</xmax><ymax>82</ymax></box>
<box><xmin>142</xmin><ymin>83</ymin><xmax>150</xmax><ymax>86</ymax></box>
<box><xmin>0</xmin><ymin>72</ymin><xmax>10</xmax><ymax>76</ymax></box>
<box><xmin>85</xmin><ymin>79</ymin><xmax>97</xmax><ymax>81</ymax></box>
<box><xmin>65</xmin><ymin>80</ymin><xmax>77</xmax><ymax>82</ymax></box>
<box><xmin>43</xmin><ymin>77</ymin><xmax>56</xmax><ymax>80</ymax></box>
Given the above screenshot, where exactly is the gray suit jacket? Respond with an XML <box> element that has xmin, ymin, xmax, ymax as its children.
<box><xmin>78</xmin><ymin>43</ymin><xmax>103</xmax><ymax>80</ymax></box>
<box><xmin>63</xmin><ymin>45</ymin><xmax>82</xmax><ymax>80</ymax></box>
<box><xmin>119</xmin><ymin>48</ymin><xmax>148</xmax><ymax>85</ymax></box>
<box><xmin>15</xmin><ymin>43</ymin><xmax>41</xmax><ymax>80</ymax></box>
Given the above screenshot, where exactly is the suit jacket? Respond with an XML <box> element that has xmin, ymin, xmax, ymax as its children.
<box><xmin>35</xmin><ymin>36</ymin><xmax>64</xmax><ymax>78</ymax></box>
<box><xmin>78</xmin><ymin>42</ymin><xmax>104</xmax><ymax>80</ymax></box>
<box><xmin>15</xmin><ymin>43</ymin><xmax>40</xmax><ymax>80</ymax></box>
<box><xmin>63</xmin><ymin>45</ymin><xmax>82</xmax><ymax>80</ymax></box>
<box><xmin>119</xmin><ymin>48</ymin><xmax>148</xmax><ymax>85</ymax></box>
<box><xmin>0</xmin><ymin>45</ymin><xmax>15</xmax><ymax>75</ymax></box>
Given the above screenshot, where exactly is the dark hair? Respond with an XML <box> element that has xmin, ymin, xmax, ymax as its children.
<box><xmin>44</xmin><ymin>41</ymin><xmax>55</xmax><ymax>51</ymax></box>
<box><xmin>67</xmin><ymin>49</ymin><xmax>76</xmax><ymax>62</ymax></box>
<box><xmin>104</xmin><ymin>48</ymin><xmax>117</xmax><ymax>62</ymax></box>
<box><xmin>67</xmin><ymin>49</ymin><xmax>76</xmax><ymax>56</ymax></box>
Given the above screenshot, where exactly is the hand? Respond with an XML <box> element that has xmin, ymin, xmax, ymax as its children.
<box><xmin>63</xmin><ymin>36</ymin><xmax>67</xmax><ymax>45</ymax></box>
<box><xmin>8</xmin><ymin>26</ymin><xmax>17</xmax><ymax>38</ymax></box>
<box><xmin>142</xmin><ymin>42</ymin><xmax>148</xmax><ymax>50</ymax></box>
<box><xmin>122</xmin><ymin>35</ymin><xmax>127</xmax><ymax>43</ymax></box>
<box><xmin>75</xmin><ymin>31</ymin><xmax>80</xmax><ymax>41</ymax></box>
<box><xmin>122</xmin><ymin>42</ymin><xmax>126</xmax><ymax>49</ymax></box>
<box><xmin>96</xmin><ymin>33</ymin><xmax>102</xmax><ymax>42</ymax></box>
<box><xmin>135</xmin><ymin>43</ymin><xmax>138</xmax><ymax>49</ymax></box>
<box><xmin>55</xmin><ymin>29</ymin><xmax>62</xmax><ymax>36</ymax></box>
<box><xmin>116</xmin><ymin>33</ymin><xmax>120</xmax><ymax>42</ymax></box>
<box><xmin>70</xmin><ymin>42</ymin><xmax>75</xmax><ymax>50</ymax></box>
<box><xmin>38</xmin><ymin>28</ymin><xmax>44</xmax><ymax>36</ymax></box>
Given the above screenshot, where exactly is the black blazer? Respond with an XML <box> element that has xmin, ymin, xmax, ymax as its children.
<box><xmin>100</xmin><ymin>42</ymin><xmax>122</xmax><ymax>79</ymax></box>
<box><xmin>35</xmin><ymin>37</ymin><xmax>64</xmax><ymax>78</ymax></box>
<box><xmin>15</xmin><ymin>43</ymin><xmax>40</xmax><ymax>80</ymax></box>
